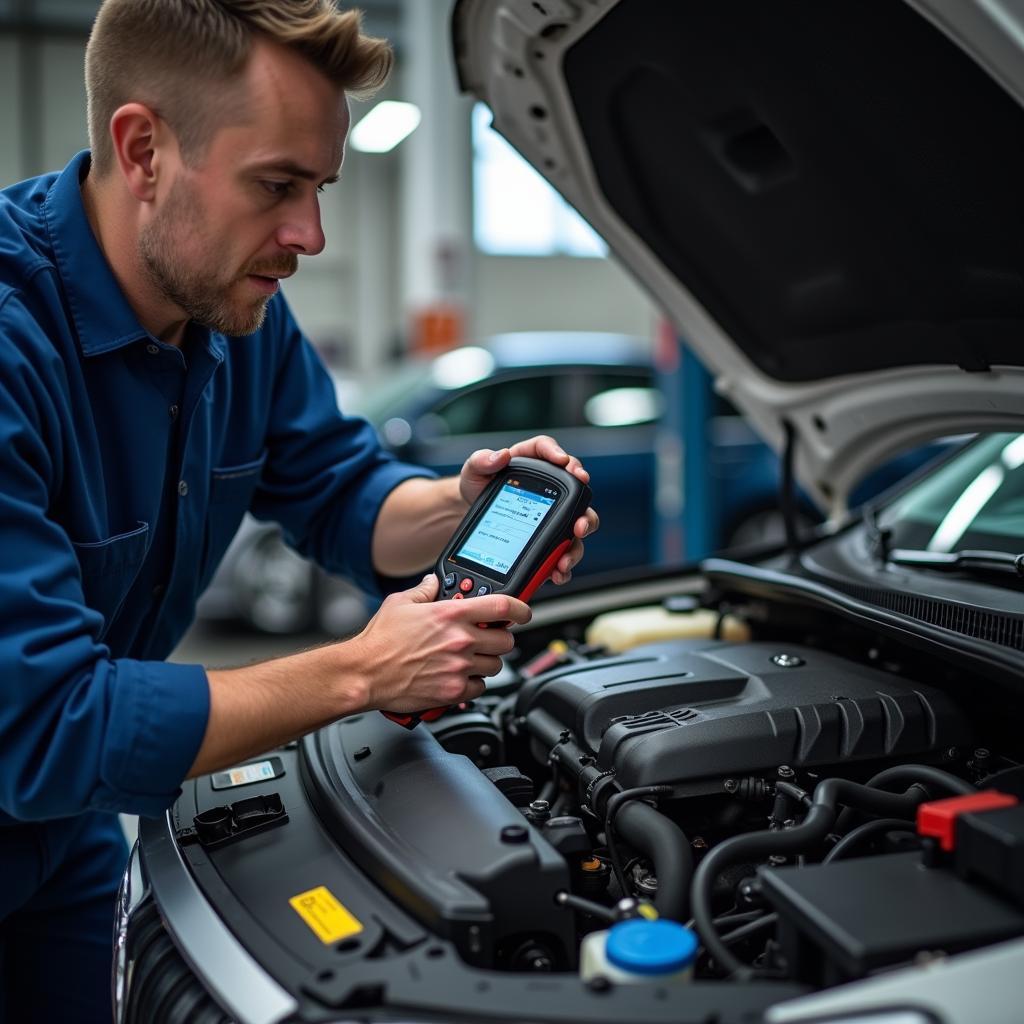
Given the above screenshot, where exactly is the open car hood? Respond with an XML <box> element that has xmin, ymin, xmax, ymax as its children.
<box><xmin>452</xmin><ymin>0</ymin><xmax>1024</xmax><ymax>513</ymax></box>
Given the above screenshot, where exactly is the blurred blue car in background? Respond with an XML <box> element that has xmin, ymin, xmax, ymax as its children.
<box><xmin>197</xmin><ymin>332</ymin><xmax>945</xmax><ymax>634</ymax></box>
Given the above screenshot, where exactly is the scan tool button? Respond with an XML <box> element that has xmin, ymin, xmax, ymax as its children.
<box><xmin>451</xmin><ymin>593</ymin><xmax>465</xmax><ymax>600</ymax></box>
<box><xmin>476</xmin><ymin>585</ymin><xmax>491</xmax><ymax>596</ymax></box>
<box><xmin>459</xmin><ymin>577</ymin><xmax>474</xmax><ymax>593</ymax></box>
<box><xmin>443</xmin><ymin>572</ymin><xmax>457</xmax><ymax>589</ymax></box>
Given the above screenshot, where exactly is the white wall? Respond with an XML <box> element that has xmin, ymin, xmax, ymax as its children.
<box><xmin>0</xmin><ymin>23</ymin><xmax>658</xmax><ymax>363</ymax></box>
<box><xmin>0</xmin><ymin>39</ymin><xmax>22</xmax><ymax>187</ymax></box>
<box><xmin>475</xmin><ymin>254</ymin><xmax>655</xmax><ymax>340</ymax></box>
<box><xmin>40</xmin><ymin>38</ymin><xmax>89</xmax><ymax>168</ymax></box>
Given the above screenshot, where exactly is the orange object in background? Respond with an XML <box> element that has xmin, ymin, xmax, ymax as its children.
<box><xmin>411</xmin><ymin>303</ymin><xmax>464</xmax><ymax>355</ymax></box>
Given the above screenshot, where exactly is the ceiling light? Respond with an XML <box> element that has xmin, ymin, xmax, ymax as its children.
<box><xmin>350</xmin><ymin>101</ymin><xmax>422</xmax><ymax>153</ymax></box>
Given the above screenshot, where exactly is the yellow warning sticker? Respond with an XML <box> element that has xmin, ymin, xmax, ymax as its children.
<box><xmin>289</xmin><ymin>886</ymin><xmax>363</xmax><ymax>945</ymax></box>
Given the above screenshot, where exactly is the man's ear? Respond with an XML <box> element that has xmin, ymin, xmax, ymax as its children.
<box><xmin>108</xmin><ymin>102</ymin><xmax>173</xmax><ymax>202</ymax></box>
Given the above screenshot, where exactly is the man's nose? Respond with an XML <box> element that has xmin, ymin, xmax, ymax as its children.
<box><xmin>276</xmin><ymin>195</ymin><xmax>326</xmax><ymax>256</ymax></box>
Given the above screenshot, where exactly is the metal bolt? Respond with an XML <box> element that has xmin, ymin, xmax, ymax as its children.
<box><xmin>691</xmin><ymin>835</ymin><xmax>708</xmax><ymax>851</ymax></box>
<box><xmin>634</xmin><ymin>871</ymin><xmax>659</xmax><ymax>897</ymax></box>
<box><xmin>528</xmin><ymin>799</ymin><xmax>551</xmax><ymax>822</ymax></box>
<box><xmin>478</xmin><ymin>744</ymin><xmax>492</xmax><ymax>759</ymax></box>
<box><xmin>767</xmin><ymin>854</ymin><xmax>787</xmax><ymax>867</ymax></box>
<box><xmin>771</xmin><ymin>653</ymin><xmax>804</xmax><ymax>668</ymax></box>
<box><xmin>724</xmin><ymin>778</ymin><xmax>739</xmax><ymax>794</ymax></box>
<box><xmin>777</xmin><ymin>765</ymin><xmax>795</xmax><ymax>780</ymax></box>
<box><xmin>737</xmin><ymin>879</ymin><xmax>764</xmax><ymax>906</ymax></box>
<box><xmin>946</xmin><ymin>747</ymin><xmax>960</xmax><ymax>760</ymax></box>
<box><xmin>614</xmin><ymin>897</ymin><xmax>641</xmax><ymax>920</ymax></box>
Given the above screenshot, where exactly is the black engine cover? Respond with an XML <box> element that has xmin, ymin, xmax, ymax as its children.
<box><xmin>517</xmin><ymin>639</ymin><xmax>970</xmax><ymax>788</ymax></box>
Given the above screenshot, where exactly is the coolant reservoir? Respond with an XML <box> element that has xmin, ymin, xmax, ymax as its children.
<box><xmin>585</xmin><ymin>606</ymin><xmax>750</xmax><ymax>653</ymax></box>
<box><xmin>579</xmin><ymin>920</ymin><xmax>698</xmax><ymax>984</ymax></box>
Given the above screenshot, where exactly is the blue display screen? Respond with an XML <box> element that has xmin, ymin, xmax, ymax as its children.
<box><xmin>455</xmin><ymin>482</ymin><xmax>556</xmax><ymax>577</ymax></box>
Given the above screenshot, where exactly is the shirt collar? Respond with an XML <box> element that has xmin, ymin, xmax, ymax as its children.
<box><xmin>42</xmin><ymin>150</ymin><xmax>221</xmax><ymax>361</ymax></box>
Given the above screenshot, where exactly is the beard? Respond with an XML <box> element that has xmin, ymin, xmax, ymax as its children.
<box><xmin>138</xmin><ymin>176</ymin><xmax>297</xmax><ymax>337</ymax></box>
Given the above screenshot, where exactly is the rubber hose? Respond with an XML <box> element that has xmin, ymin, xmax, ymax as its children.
<box><xmin>692</xmin><ymin>777</ymin><xmax>928</xmax><ymax>979</ymax></box>
<box><xmin>834</xmin><ymin>763</ymin><xmax>974</xmax><ymax>834</ymax></box>
<box><xmin>823</xmin><ymin>817</ymin><xmax>918</xmax><ymax>863</ymax></box>
<box><xmin>615</xmin><ymin>800</ymin><xmax>693</xmax><ymax>922</ymax></box>
<box><xmin>862</xmin><ymin>764</ymin><xmax>974</xmax><ymax>796</ymax></box>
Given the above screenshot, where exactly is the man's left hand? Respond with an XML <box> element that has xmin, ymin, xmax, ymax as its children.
<box><xmin>459</xmin><ymin>435</ymin><xmax>599</xmax><ymax>585</ymax></box>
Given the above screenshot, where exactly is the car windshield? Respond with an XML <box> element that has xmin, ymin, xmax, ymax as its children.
<box><xmin>880</xmin><ymin>432</ymin><xmax>1024</xmax><ymax>555</ymax></box>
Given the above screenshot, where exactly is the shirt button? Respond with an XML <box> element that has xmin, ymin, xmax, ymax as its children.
<box><xmin>146</xmin><ymin>343</ymin><xmax>159</xmax><ymax>355</ymax></box>
<box><xmin>169</xmin><ymin>404</ymin><xmax>179</xmax><ymax>420</ymax></box>
<box><xmin>177</xmin><ymin>480</ymin><xmax>189</xmax><ymax>497</ymax></box>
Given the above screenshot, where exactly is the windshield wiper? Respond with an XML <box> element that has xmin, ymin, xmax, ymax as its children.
<box><xmin>887</xmin><ymin>548</ymin><xmax>1024</xmax><ymax>580</ymax></box>
<box><xmin>862</xmin><ymin>505</ymin><xmax>892</xmax><ymax>566</ymax></box>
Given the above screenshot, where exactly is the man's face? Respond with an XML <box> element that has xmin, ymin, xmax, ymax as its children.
<box><xmin>139</xmin><ymin>40</ymin><xmax>349</xmax><ymax>336</ymax></box>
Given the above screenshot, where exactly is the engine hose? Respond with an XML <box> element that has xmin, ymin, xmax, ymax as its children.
<box><xmin>823</xmin><ymin>817</ymin><xmax>918</xmax><ymax>864</ymax></box>
<box><xmin>833</xmin><ymin>763</ymin><xmax>974</xmax><ymax>834</ymax></box>
<box><xmin>691</xmin><ymin>776</ymin><xmax>930</xmax><ymax>979</ymax></box>
<box><xmin>615</xmin><ymin>800</ymin><xmax>692</xmax><ymax>922</ymax></box>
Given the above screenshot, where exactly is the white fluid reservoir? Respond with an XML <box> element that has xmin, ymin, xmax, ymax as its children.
<box><xmin>580</xmin><ymin>919</ymin><xmax>699</xmax><ymax>985</ymax></box>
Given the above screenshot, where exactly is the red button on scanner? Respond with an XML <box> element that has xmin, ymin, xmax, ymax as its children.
<box><xmin>451</xmin><ymin>592</ymin><xmax>465</xmax><ymax>600</ymax></box>
<box><xmin>917</xmin><ymin>789</ymin><xmax>1019</xmax><ymax>852</ymax></box>
<box><xmin>459</xmin><ymin>577</ymin><xmax>474</xmax><ymax>593</ymax></box>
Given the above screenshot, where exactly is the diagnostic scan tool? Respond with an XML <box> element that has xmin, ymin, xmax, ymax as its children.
<box><xmin>383</xmin><ymin>456</ymin><xmax>591</xmax><ymax>729</ymax></box>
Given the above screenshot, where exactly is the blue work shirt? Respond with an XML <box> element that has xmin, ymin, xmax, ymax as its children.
<box><xmin>0</xmin><ymin>151</ymin><xmax>430</xmax><ymax>824</ymax></box>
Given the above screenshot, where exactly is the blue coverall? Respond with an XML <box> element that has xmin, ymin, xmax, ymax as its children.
<box><xmin>0</xmin><ymin>151</ymin><xmax>427</xmax><ymax>1022</ymax></box>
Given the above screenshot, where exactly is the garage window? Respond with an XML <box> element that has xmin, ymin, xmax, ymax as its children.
<box><xmin>472</xmin><ymin>104</ymin><xmax>606</xmax><ymax>258</ymax></box>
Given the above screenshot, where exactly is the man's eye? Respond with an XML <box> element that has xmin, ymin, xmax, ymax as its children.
<box><xmin>261</xmin><ymin>180</ymin><xmax>292</xmax><ymax>197</ymax></box>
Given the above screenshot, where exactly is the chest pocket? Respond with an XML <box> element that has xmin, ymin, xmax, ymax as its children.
<box><xmin>200</xmin><ymin>451</ymin><xmax>268</xmax><ymax>588</ymax></box>
<box><xmin>71</xmin><ymin>522</ymin><xmax>150</xmax><ymax>637</ymax></box>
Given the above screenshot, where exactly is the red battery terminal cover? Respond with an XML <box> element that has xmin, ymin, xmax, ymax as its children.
<box><xmin>916</xmin><ymin>789</ymin><xmax>1019</xmax><ymax>852</ymax></box>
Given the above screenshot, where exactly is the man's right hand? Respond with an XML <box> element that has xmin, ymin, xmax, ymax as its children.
<box><xmin>351</xmin><ymin>573</ymin><xmax>531</xmax><ymax>714</ymax></box>
<box><xmin>190</xmin><ymin>574</ymin><xmax>530</xmax><ymax>778</ymax></box>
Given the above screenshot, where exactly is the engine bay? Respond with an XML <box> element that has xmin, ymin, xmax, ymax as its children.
<box><xmin>151</xmin><ymin>584</ymin><xmax>1024</xmax><ymax>1022</ymax></box>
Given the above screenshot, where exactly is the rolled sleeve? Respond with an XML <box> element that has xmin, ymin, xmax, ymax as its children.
<box><xmin>93</xmin><ymin>660</ymin><xmax>210</xmax><ymax>816</ymax></box>
<box><xmin>324</xmin><ymin>459</ymin><xmax>436</xmax><ymax>596</ymax></box>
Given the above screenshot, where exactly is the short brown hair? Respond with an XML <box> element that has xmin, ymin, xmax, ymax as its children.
<box><xmin>85</xmin><ymin>0</ymin><xmax>392</xmax><ymax>177</ymax></box>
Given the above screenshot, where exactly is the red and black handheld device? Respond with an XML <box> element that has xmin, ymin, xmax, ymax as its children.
<box><xmin>383</xmin><ymin>456</ymin><xmax>592</xmax><ymax>729</ymax></box>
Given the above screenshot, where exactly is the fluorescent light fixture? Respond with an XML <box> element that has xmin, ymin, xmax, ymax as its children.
<box><xmin>350</xmin><ymin>101</ymin><xmax>421</xmax><ymax>153</ymax></box>
<box><xmin>431</xmin><ymin>346</ymin><xmax>494</xmax><ymax>390</ymax></box>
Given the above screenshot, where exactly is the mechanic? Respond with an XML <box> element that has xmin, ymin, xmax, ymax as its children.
<box><xmin>0</xmin><ymin>3</ymin><xmax>598</xmax><ymax>1021</ymax></box>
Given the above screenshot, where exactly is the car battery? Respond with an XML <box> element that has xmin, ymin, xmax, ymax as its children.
<box><xmin>759</xmin><ymin>851</ymin><xmax>1024</xmax><ymax>986</ymax></box>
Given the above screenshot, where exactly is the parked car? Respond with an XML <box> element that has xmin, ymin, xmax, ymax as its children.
<box><xmin>197</xmin><ymin>333</ymin><xmax>942</xmax><ymax>634</ymax></box>
<box><xmin>123</xmin><ymin>3</ymin><xmax>1024</xmax><ymax>1022</ymax></box>
<box><xmin>196</xmin><ymin>331</ymin><xmax>661</xmax><ymax>634</ymax></box>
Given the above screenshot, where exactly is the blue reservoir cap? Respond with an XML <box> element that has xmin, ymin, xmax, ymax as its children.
<box><xmin>606</xmin><ymin>920</ymin><xmax>699</xmax><ymax>976</ymax></box>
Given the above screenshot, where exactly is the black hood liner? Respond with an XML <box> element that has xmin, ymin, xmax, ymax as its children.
<box><xmin>564</xmin><ymin>0</ymin><xmax>1024</xmax><ymax>382</ymax></box>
